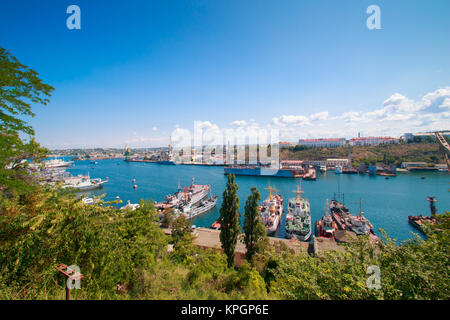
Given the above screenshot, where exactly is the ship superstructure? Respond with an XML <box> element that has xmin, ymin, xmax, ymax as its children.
<box><xmin>285</xmin><ymin>184</ymin><xmax>312</xmax><ymax>241</ymax></box>
<box><xmin>259</xmin><ymin>181</ymin><xmax>284</xmax><ymax>235</ymax></box>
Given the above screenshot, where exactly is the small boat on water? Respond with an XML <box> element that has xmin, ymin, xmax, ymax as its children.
<box><xmin>302</xmin><ymin>167</ymin><xmax>316</xmax><ymax>180</ymax></box>
<box><xmin>62</xmin><ymin>174</ymin><xmax>108</xmax><ymax>191</ymax></box>
<box><xmin>285</xmin><ymin>184</ymin><xmax>311</xmax><ymax>241</ymax></box>
<box><xmin>259</xmin><ymin>181</ymin><xmax>283</xmax><ymax>235</ymax></box>
<box><xmin>342</xmin><ymin>166</ymin><xmax>358</xmax><ymax>174</ymax></box>
<box><xmin>335</xmin><ymin>165</ymin><xmax>342</xmax><ymax>174</ymax></box>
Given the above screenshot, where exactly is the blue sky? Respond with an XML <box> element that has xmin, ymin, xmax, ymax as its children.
<box><xmin>1</xmin><ymin>0</ymin><xmax>449</xmax><ymax>148</ymax></box>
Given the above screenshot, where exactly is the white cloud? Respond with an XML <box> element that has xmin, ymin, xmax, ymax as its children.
<box><xmin>269</xmin><ymin>87</ymin><xmax>450</xmax><ymax>141</ymax></box>
<box><xmin>152</xmin><ymin>127</ymin><xmax>158</xmax><ymax>131</ymax></box>
<box><xmin>124</xmin><ymin>132</ymin><xmax>168</xmax><ymax>147</ymax></box>
<box><xmin>272</xmin><ymin>115</ymin><xmax>310</xmax><ymax>127</ymax></box>
<box><xmin>125</xmin><ymin>87</ymin><xmax>449</xmax><ymax>148</ymax></box>
<box><xmin>230</xmin><ymin>120</ymin><xmax>247</xmax><ymax>126</ymax></box>
<box><xmin>310</xmin><ymin>111</ymin><xmax>329</xmax><ymax>121</ymax></box>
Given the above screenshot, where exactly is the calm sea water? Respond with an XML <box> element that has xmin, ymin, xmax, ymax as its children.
<box><xmin>67</xmin><ymin>159</ymin><xmax>450</xmax><ymax>242</ymax></box>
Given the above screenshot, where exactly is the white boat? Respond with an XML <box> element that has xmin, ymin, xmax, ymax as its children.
<box><xmin>183</xmin><ymin>196</ymin><xmax>218</xmax><ymax>219</ymax></box>
<box><xmin>335</xmin><ymin>165</ymin><xmax>342</xmax><ymax>174</ymax></box>
<box><xmin>63</xmin><ymin>175</ymin><xmax>107</xmax><ymax>191</ymax></box>
<box><xmin>319</xmin><ymin>165</ymin><xmax>327</xmax><ymax>172</ymax></box>
<box><xmin>155</xmin><ymin>178</ymin><xmax>210</xmax><ymax>211</ymax></box>
<box><xmin>42</xmin><ymin>158</ymin><xmax>74</xmax><ymax>168</ymax></box>
<box><xmin>259</xmin><ymin>182</ymin><xmax>283</xmax><ymax>235</ymax></box>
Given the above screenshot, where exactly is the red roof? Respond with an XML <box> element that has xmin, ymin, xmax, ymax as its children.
<box><xmin>350</xmin><ymin>137</ymin><xmax>397</xmax><ymax>141</ymax></box>
<box><xmin>299</xmin><ymin>138</ymin><xmax>345</xmax><ymax>142</ymax></box>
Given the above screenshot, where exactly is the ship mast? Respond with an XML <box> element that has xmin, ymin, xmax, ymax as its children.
<box><xmin>358</xmin><ymin>197</ymin><xmax>364</xmax><ymax>218</ymax></box>
<box><xmin>264</xmin><ymin>180</ymin><xmax>273</xmax><ymax>201</ymax></box>
<box><xmin>293</xmin><ymin>183</ymin><xmax>304</xmax><ymax>199</ymax></box>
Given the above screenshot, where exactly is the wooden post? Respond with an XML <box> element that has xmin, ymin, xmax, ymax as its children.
<box><xmin>66</xmin><ymin>285</ymin><xmax>71</xmax><ymax>300</ymax></box>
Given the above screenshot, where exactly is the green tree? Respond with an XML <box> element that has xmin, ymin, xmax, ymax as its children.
<box><xmin>170</xmin><ymin>216</ymin><xmax>193</xmax><ymax>247</ymax></box>
<box><xmin>0</xmin><ymin>46</ymin><xmax>54</xmax><ymax>197</ymax></box>
<box><xmin>243</xmin><ymin>187</ymin><xmax>266</xmax><ymax>264</ymax></box>
<box><xmin>218</xmin><ymin>174</ymin><xmax>241</xmax><ymax>267</ymax></box>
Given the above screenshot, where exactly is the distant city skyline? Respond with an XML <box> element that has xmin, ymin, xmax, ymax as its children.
<box><xmin>1</xmin><ymin>0</ymin><xmax>449</xmax><ymax>149</ymax></box>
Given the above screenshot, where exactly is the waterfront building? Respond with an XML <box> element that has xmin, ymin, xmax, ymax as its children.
<box><xmin>281</xmin><ymin>160</ymin><xmax>304</xmax><ymax>168</ymax></box>
<box><xmin>326</xmin><ymin>158</ymin><xmax>350</xmax><ymax>167</ymax></box>
<box><xmin>298</xmin><ymin>138</ymin><xmax>346</xmax><ymax>148</ymax></box>
<box><xmin>401</xmin><ymin>162</ymin><xmax>427</xmax><ymax>169</ymax></box>
<box><xmin>302</xmin><ymin>160</ymin><xmax>327</xmax><ymax>167</ymax></box>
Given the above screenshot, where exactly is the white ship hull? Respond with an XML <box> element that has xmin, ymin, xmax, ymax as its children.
<box><xmin>190</xmin><ymin>190</ymin><xmax>208</xmax><ymax>206</ymax></box>
<box><xmin>266</xmin><ymin>214</ymin><xmax>280</xmax><ymax>235</ymax></box>
<box><xmin>75</xmin><ymin>182</ymin><xmax>106</xmax><ymax>191</ymax></box>
<box><xmin>63</xmin><ymin>178</ymin><xmax>107</xmax><ymax>192</ymax></box>
<box><xmin>184</xmin><ymin>196</ymin><xmax>218</xmax><ymax>219</ymax></box>
<box><xmin>43</xmin><ymin>159</ymin><xmax>73</xmax><ymax>168</ymax></box>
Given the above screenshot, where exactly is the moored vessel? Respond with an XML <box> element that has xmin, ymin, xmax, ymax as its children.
<box><xmin>285</xmin><ymin>184</ymin><xmax>312</xmax><ymax>241</ymax></box>
<box><xmin>184</xmin><ymin>196</ymin><xmax>218</xmax><ymax>220</ymax></box>
<box><xmin>155</xmin><ymin>178</ymin><xmax>210</xmax><ymax>212</ymax></box>
<box><xmin>224</xmin><ymin>162</ymin><xmax>307</xmax><ymax>178</ymax></box>
<box><xmin>329</xmin><ymin>196</ymin><xmax>379</xmax><ymax>242</ymax></box>
<box><xmin>62</xmin><ymin>174</ymin><xmax>108</xmax><ymax>191</ymax></box>
<box><xmin>315</xmin><ymin>199</ymin><xmax>338</xmax><ymax>238</ymax></box>
<box><xmin>42</xmin><ymin>158</ymin><xmax>73</xmax><ymax>168</ymax></box>
<box><xmin>259</xmin><ymin>182</ymin><xmax>284</xmax><ymax>235</ymax></box>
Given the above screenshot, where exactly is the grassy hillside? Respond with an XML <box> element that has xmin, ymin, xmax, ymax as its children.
<box><xmin>1</xmin><ymin>181</ymin><xmax>449</xmax><ymax>300</ymax></box>
<box><xmin>281</xmin><ymin>142</ymin><xmax>445</xmax><ymax>166</ymax></box>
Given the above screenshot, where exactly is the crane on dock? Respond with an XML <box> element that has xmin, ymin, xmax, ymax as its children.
<box><xmin>434</xmin><ymin>132</ymin><xmax>450</xmax><ymax>172</ymax></box>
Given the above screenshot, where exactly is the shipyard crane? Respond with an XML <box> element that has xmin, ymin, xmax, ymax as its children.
<box><xmin>434</xmin><ymin>132</ymin><xmax>450</xmax><ymax>172</ymax></box>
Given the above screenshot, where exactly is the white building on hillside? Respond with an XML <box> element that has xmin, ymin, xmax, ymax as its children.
<box><xmin>349</xmin><ymin>136</ymin><xmax>399</xmax><ymax>146</ymax></box>
<box><xmin>298</xmin><ymin>138</ymin><xmax>346</xmax><ymax>148</ymax></box>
